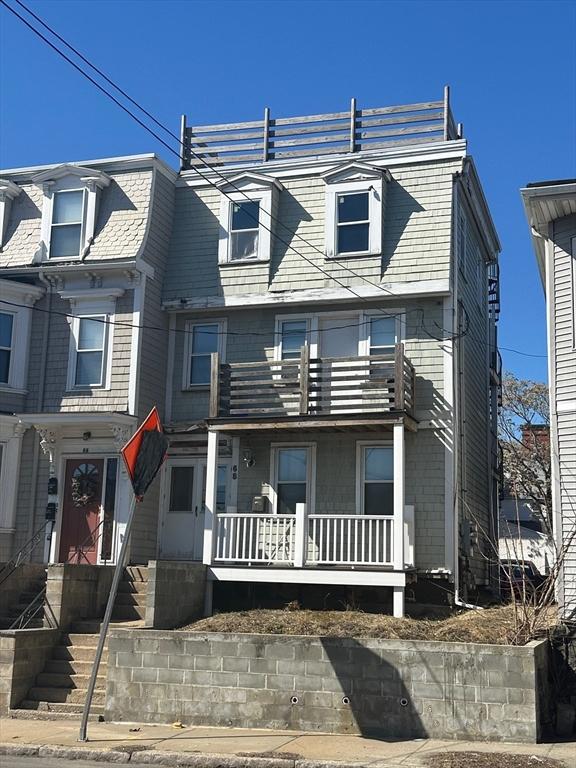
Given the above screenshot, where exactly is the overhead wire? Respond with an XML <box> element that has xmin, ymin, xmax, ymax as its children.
<box><xmin>1</xmin><ymin>0</ymin><xmax>465</xmax><ymax>342</ymax></box>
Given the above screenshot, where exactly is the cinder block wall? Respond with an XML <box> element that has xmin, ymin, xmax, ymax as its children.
<box><xmin>145</xmin><ymin>561</ymin><xmax>206</xmax><ymax>629</ymax></box>
<box><xmin>105</xmin><ymin>631</ymin><xmax>548</xmax><ymax>743</ymax></box>
<box><xmin>0</xmin><ymin>628</ymin><xmax>60</xmax><ymax>713</ymax></box>
<box><xmin>44</xmin><ymin>564</ymin><xmax>115</xmax><ymax>629</ymax></box>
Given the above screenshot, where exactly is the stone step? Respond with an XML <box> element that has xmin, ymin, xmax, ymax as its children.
<box><xmin>118</xmin><ymin>579</ymin><xmax>148</xmax><ymax>594</ymax></box>
<box><xmin>16</xmin><ymin>700</ymin><xmax>105</xmax><ymax>715</ymax></box>
<box><xmin>36</xmin><ymin>672</ymin><xmax>106</xmax><ymax>689</ymax></box>
<box><xmin>124</xmin><ymin>565</ymin><xmax>148</xmax><ymax>582</ymax></box>
<box><xmin>9</xmin><ymin>707</ymin><xmax>103</xmax><ymax>722</ymax></box>
<box><xmin>69</xmin><ymin>618</ymin><xmax>145</xmax><ymax>634</ymax></box>
<box><xmin>115</xmin><ymin>591</ymin><xmax>147</xmax><ymax>608</ymax></box>
<box><xmin>111</xmin><ymin>604</ymin><xmax>146</xmax><ymax>620</ymax></box>
<box><xmin>0</xmin><ymin>618</ymin><xmax>43</xmax><ymax>629</ymax></box>
<box><xmin>45</xmin><ymin>659</ymin><xmax>108</xmax><ymax>676</ymax></box>
<box><xmin>52</xmin><ymin>645</ymin><xmax>108</xmax><ymax>662</ymax></box>
<box><xmin>27</xmin><ymin>686</ymin><xmax>105</xmax><ymax>705</ymax></box>
<box><xmin>61</xmin><ymin>633</ymin><xmax>101</xmax><ymax>648</ymax></box>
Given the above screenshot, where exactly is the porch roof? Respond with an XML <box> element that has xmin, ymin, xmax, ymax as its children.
<box><xmin>206</xmin><ymin>411</ymin><xmax>418</xmax><ymax>434</ymax></box>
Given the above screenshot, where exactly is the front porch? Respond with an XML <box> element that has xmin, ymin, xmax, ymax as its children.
<box><xmin>201</xmin><ymin>418</ymin><xmax>415</xmax><ymax>617</ymax></box>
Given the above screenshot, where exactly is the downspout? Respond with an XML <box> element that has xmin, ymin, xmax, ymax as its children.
<box><xmin>452</xmin><ymin>173</ymin><xmax>483</xmax><ymax>612</ymax></box>
<box><xmin>25</xmin><ymin>270</ymin><xmax>52</xmax><ymax>560</ymax></box>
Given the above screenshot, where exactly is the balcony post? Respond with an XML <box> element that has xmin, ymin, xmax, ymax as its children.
<box><xmin>393</xmin><ymin>422</ymin><xmax>405</xmax><ymax>571</ymax></box>
<box><xmin>209</xmin><ymin>352</ymin><xmax>221</xmax><ymax>418</ymax></box>
<box><xmin>299</xmin><ymin>344</ymin><xmax>310</xmax><ymax>415</ymax></box>
<box><xmin>203</xmin><ymin>429</ymin><xmax>219</xmax><ymax>566</ymax></box>
<box><xmin>394</xmin><ymin>343</ymin><xmax>405</xmax><ymax>410</ymax></box>
<box><xmin>294</xmin><ymin>502</ymin><xmax>307</xmax><ymax>567</ymax></box>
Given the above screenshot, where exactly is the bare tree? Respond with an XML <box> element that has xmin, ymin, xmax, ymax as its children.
<box><xmin>499</xmin><ymin>373</ymin><xmax>553</xmax><ymax>541</ymax></box>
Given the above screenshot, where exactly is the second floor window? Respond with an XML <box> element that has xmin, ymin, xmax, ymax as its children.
<box><xmin>280</xmin><ymin>320</ymin><xmax>308</xmax><ymax>360</ymax></box>
<box><xmin>74</xmin><ymin>316</ymin><xmax>106</xmax><ymax>387</ymax></box>
<box><xmin>188</xmin><ymin>323</ymin><xmax>219</xmax><ymax>386</ymax></box>
<box><xmin>230</xmin><ymin>201</ymin><xmax>260</xmax><ymax>261</ymax></box>
<box><xmin>337</xmin><ymin>192</ymin><xmax>370</xmax><ymax>254</ymax></box>
<box><xmin>51</xmin><ymin>190</ymin><xmax>84</xmax><ymax>259</ymax></box>
<box><xmin>368</xmin><ymin>317</ymin><xmax>396</xmax><ymax>356</ymax></box>
<box><xmin>0</xmin><ymin>311</ymin><xmax>13</xmax><ymax>385</ymax></box>
<box><xmin>360</xmin><ymin>444</ymin><xmax>393</xmax><ymax>515</ymax></box>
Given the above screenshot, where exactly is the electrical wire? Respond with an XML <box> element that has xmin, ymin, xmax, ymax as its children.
<box><xmin>0</xmin><ymin>0</ymin><xmax>466</xmax><ymax>342</ymax></box>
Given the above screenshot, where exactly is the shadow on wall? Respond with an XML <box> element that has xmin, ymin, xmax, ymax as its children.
<box><xmin>381</xmin><ymin>180</ymin><xmax>425</xmax><ymax>278</ymax></box>
<box><xmin>321</xmin><ymin>636</ymin><xmax>427</xmax><ymax>739</ymax></box>
<box><xmin>94</xmin><ymin>180</ymin><xmax>137</xmax><ymax>232</ymax></box>
<box><xmin>269</xmin><ymin>193</ymin><xmax>314</xmax><ymax>285</ymax></box>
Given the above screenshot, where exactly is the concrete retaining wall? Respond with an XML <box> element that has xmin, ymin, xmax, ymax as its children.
<box><xmin>0</xmin><ymin>628</ymin><xmax>60</xmax><ymax>713</ymax></box>
<box><xmin>44</xmin><ymin>564</ymin><xmax>114</xmax><ymax>629</ymax></box>
<box><xmin>145</xmin><ymin>561</ymin><xmax>206</xmax><ymax>629</ymax></box>
<box><xmin>105</xmin><ymin>630</ymin><xmax>549</xmax><ymax>743</ymax></box>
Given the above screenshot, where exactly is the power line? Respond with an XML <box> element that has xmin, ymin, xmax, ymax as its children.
<box><xmin>0</xmin><ymin>0</ymin><xmax>466</xmax><ymax>342</ymax></box>
<box><xmin>0</xmin><ymin>297</ymin><xmax>546</xmax><ymax>357</ymax></box>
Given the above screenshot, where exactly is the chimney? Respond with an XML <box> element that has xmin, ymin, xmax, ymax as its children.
<box><xmin>520</xmin><ymin>424</ymin><xmax>550</xmax><ymax>451</ymax></box>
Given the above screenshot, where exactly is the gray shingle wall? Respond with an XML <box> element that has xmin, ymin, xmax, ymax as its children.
<box><xmin>163</xmin><ymin>159</ymin><xmax>460</xmax><ymax>302</ymax></box>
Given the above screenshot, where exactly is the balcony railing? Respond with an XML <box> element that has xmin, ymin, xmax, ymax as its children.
<box><xmin>209</xmin><ymin>344</ymin><xmax>415</xmax><ymax>420</ymax></box>
<box><xmin>181</xmin><ymin>88</ymin><xmax>459</xmax><ymax>169</ymax></box>
<box><xmin>212</xmin><ymin>506</ymin><xmax>415</xmax><ymax>570</ymax></box>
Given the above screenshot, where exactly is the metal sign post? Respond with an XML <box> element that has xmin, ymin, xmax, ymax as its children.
<box><xmin>78</xmin><ymin>494</ymin><xmax>137</xmax><ymax>741</ymax></box>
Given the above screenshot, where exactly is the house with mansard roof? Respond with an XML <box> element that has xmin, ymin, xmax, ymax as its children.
<box><xmin>0</xmin><ymin>90</ymin><xmax>501</xmax><ymax>626</ymax></box>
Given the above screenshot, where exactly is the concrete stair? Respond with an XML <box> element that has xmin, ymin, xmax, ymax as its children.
<box><xmin>0</xmin><ymin>576</ymin><xmax>47</xmax><ymax>630</ymax></box>
<box><xmin>10</xmin><ymin>566</ymin><xmax>149</xmax><ymax>721</ymax></box>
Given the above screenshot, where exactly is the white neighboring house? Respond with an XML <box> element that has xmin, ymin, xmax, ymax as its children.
<box><xmin>499</xmin><ymin>496</ymin><xmax>553</xmax><ymax>576</ymax></box>
<box><xmin>521</xmin><ymin>179</ymin><xmax>576</xmax><ymax>620</ymax></box>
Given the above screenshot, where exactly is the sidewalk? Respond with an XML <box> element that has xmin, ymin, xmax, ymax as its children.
<box><xmin>0</xmin><ymin>717</ymin><xmax>574</xmax><ymax>768</ymax></box>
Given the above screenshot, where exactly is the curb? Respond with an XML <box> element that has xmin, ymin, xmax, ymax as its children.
<box><xmin>0</xmin><ymin>742</ymin><xmax>409</xmax><ymax>768</ymax></box>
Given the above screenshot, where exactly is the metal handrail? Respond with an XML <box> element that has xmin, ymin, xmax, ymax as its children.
<box><xmin>8</xmin><ymin>519</ymin><xmax>107</xmax><ymax>631</ymax></box>
<box><xmin>0</xmin><ymin>520</ymin><xmax>53</xmax><ymax>588</ymax></box>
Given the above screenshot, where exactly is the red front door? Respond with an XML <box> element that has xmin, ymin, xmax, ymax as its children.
<box><xmin>59</xmin><ymin>459</ymin><xmax>104</xmax><ymax>565</ymax></box>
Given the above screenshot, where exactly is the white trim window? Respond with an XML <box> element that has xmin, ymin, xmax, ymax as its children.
<box><xmin>366</xmin><ymin>315</ymin><xmax>397</xmax><ymax>356</ymax></box>
<box><xmin>357</xmin><ymin>442</ymin><xmax>394</xmax><ymax>516</ymax></box>
<box><xmin>217</xmin><ymin>173</ymin><xmax>283</xmax><ymax>265</ymax></box>
<box><xmin>322</xmin><ymin>163</ymin><xmax>387</xmax><ymax>259</ymax></box>
<box><xmin>71</xmin><ymin>315</ymin><xmax>107</xmax><ymax>388</ymax></box>
<box><xmin>271</xmin><ymin>444</ymin><xmax>316</xmax><ymax>515</ymax></box>
<box><xmin>50</xmin><ymin>189</ymin><xmax>85</xmax><ymax>259</ymax></box>
<box><xmin>277</xmin><ymin>318</ymin><xmax>310</xmax><ymax>360</ymax></box>
<box><xmin>0</xmin><ymin>311</ymin><xmax>14</xmax><ymax>385</ymax></box>
<box><xmin>184</xmin><ymin>321</ymin><xmax>225</xmax><ymax>388</ymax></box>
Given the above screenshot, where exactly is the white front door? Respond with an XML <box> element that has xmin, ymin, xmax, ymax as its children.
<box><xmin>160</xmin><ymin>459</ymin><xmax>229</xmax><ymax>560</ymax></box>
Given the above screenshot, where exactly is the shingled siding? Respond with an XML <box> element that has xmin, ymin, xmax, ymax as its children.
<box><xmin>23</xmin><ymin>291</ymin><xmax>133</xmax><ymax>414</ymax></box>
<box><xmin>0</xmin><ymin>169</ymin><xmax>153</xmax><ymax>268</ymax></box>
<box><xmin>457</xmin><ymin>196</ymin><xmax>492</xmax><ymax>586</ymax></box>
<box><xmin>130</xmin><ymin>170</ymin><xmax>176</xmax><ymax>565</ymax></box>
<box><xmin>170</xmin><ymin>297</ymin><xmax>447</xmax><ymax>425</ymax></box>
<box><xmin>552</xmin><ymin>214</ymin><xmax>576</xmax><ymax>618</ymax></box>
<box><xmin>106</xmin><ymin>630</ymin><xmax>549</xmax><ymax>743</ymax></box>
<box><xmin>163</xmin><ymin>158</ymin><xmax>459</xmax><ymax>302</ymax></box>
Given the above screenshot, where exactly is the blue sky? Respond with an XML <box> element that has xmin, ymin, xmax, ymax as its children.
<box><xmin>1</xmin><ymin>0</ymin><xmax>575</xmax><ymax>382</ymax></box>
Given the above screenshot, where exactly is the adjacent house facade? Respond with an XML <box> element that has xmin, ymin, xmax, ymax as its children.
<box><xmin>521</xmin><ymin>180</ymin><xmax>576</xmax><ymax>620</ymax></box>
<box><xmin>1</xmin><ymin>92</ymin><xmax>500</xmax><ymax>618</ymax></box>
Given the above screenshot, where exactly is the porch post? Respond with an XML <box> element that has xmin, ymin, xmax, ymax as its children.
<box><xmin>294</xmin><ymin>502</ymin><xmax>307</xmax><ymax>568</ymax></box>
<box><xmin>203</xmin><ymin>430</ymin><xmax>218</xmax><ymax>566</ymax></box>
<box><xmin>393</xmin><ymin>421</ymin><xmax>405</xmax><ymax>617</ymax></box>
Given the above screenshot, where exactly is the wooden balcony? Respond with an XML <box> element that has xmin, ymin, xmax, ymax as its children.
<box><xmin>208</xmin><ymin>344</ymin><xmax>415</xmax><ymax>431</ymax></box>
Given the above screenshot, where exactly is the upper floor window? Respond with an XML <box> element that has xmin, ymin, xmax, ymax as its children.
<box><xmin>217</xmin><ymin>172</ymin><xmax>283</xmax><ymax>266</ymax></box>
<box><xmin>368</xmin><ymin>316</ymin><xmax>396</xmax><ymax>356</ymax></box>
<box><xmin>0</xmin><ymin>312</ymin><xmax>13</xmax><ymax>385</ymax></box>
<box><xmin>230</xmin><ymin>201</ymin><xmax>259</xmax><ymax>261</ymax></box>
<box><xmin>337</xmin><ymin>192</ymin><xmax>370</xmax><ymax>254</ymax></box>
<box><xmin>74</xmin><ymin>316</ymin><xmax>106</xmax><ymax>387</ymax></box>
<box><xmin>184</xmin><ymin>320</ymin><xmax>226</xmax><ymax>388</ymax></box>
<box><xmin>279</xmin><ymin>319</ymin><xmax>308</xmax><ymax>360</ymax></box>
<box><xmin>32</xmin><ymin>164</ymin><xmax>110</xmax><ymax>263</ymax></box>
<box><xmin>51</xmin><ymin>190</ymin><xmax>84</xmax><ymax>259</ymax></box>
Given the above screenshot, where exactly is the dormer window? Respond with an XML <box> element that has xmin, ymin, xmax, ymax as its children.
<box><xmin>217</xmin><ymin>172</ymin><xmax>283</xmax><ymax>265</ymax></box>
<box><xmin>322</xmin><ymin>162</ymin><xmax>390</xmax><ymax>259</ymax></box>
<box><xmin>32</xmin><ymin>164</ymin><xmax>110</xmax><ymax>263</ymax></box>
<box><xmin>230</xmin><ymin>200</ymin><xmax>259</xmax><ymax>261</ymax></box>
<box><xmin>51</xmin><ymin>190</ymin><xmax>84</xmax><ymax>258</ymax></box>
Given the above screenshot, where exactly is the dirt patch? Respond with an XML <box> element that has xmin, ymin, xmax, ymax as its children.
<box><xmin>424</xmin><ymin>753</ymin><xmax>565</xmax><ymax>768</ymax></box>
<box><xmin>182</xmin><ymin>604</ymin><xmax>557</xmax><ymax>645</ymax></box>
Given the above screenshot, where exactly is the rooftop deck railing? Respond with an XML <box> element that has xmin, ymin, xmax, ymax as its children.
<box><xmin>181</xmin><ymin>87</ymin><xmax>460</xmax><ymax>169</ymax></box>
<box><xmin>209</xmin><ymin>344</ymin><xmax>415</xmax><ymax>420</ymax></box>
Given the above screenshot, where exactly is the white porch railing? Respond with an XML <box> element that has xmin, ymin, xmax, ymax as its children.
<box><xmin>213</xmin><ymin>507</ymin><xmax>415</xmax><ymax>569</ymax></box>
<box><xmin>214</xmin><ymin>514</ymin><xmax>296</xmax><ymax>563</ymax></box>
<box><xmin>307</xmin><ymin>515</ymin><xmax>393</xmax><ymax>566</ymax></box>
